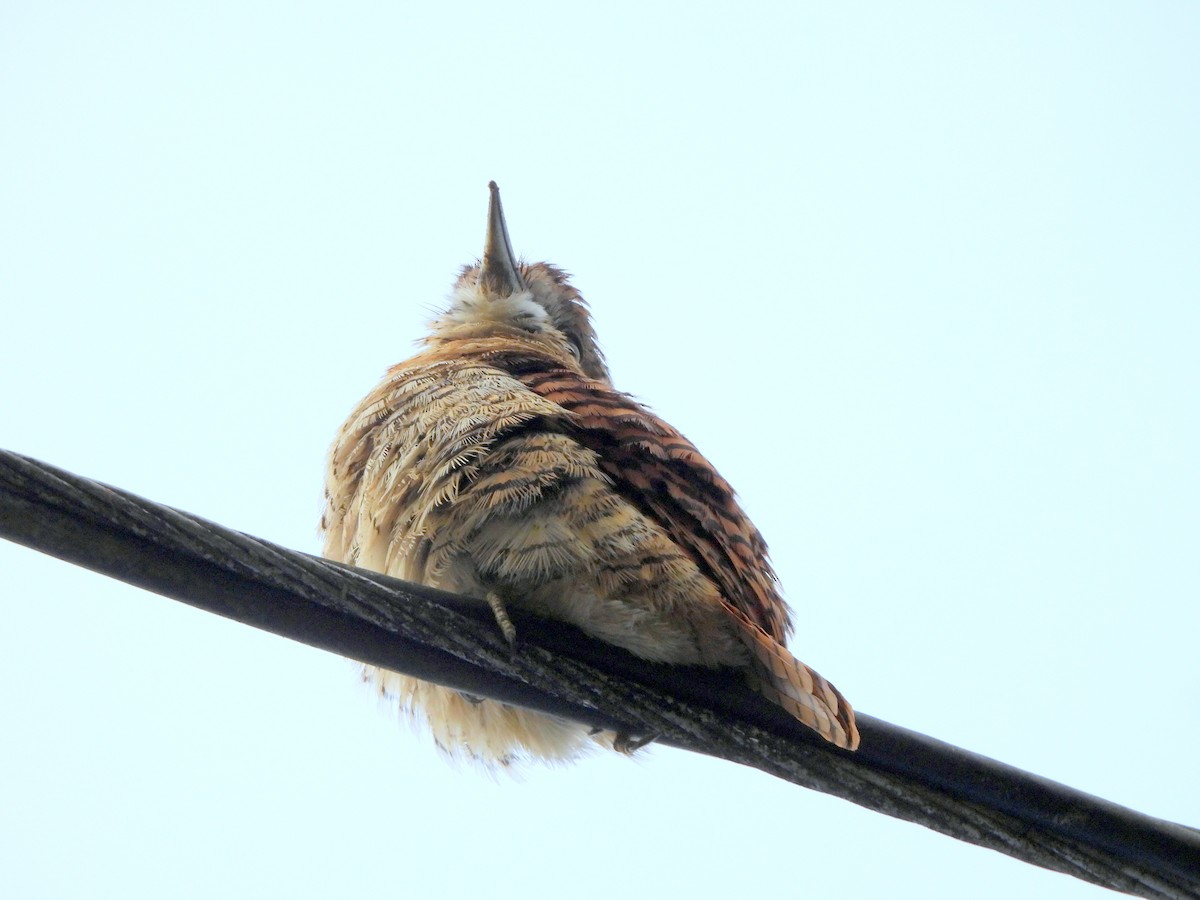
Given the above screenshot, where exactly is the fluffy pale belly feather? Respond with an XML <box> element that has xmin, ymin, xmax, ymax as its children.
<box><xmin>351</xmin><ymin>467</ymin><xmax>748</xmax><ymax>766</ymax></box>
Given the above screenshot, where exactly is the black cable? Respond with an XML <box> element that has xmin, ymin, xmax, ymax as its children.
<box><xmin>2</xmin><ymin>448</ymin><xmax>1197</xmax><ymax>898</ymax></box>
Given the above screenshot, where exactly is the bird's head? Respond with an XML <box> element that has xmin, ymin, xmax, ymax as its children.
<box><xmin>428</xmin><ymin>182</ymin><xmax>611</xmax><ymax>384</ymax></box>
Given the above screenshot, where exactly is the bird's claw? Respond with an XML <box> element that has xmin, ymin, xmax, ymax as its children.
<box><xmin>612</xmin><ymin>731</ymin><xmax>658</xmax><ymax>754</ymax></box>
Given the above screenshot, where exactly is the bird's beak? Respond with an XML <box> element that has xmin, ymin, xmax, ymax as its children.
<box><xmin>479</xmin><ymin>181</ymin><xmax>525</xmax><ymax>297</ymax></box>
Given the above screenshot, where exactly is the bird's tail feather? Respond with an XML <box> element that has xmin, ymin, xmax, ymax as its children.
<box><xmin>730</xmin><ymin>609</ymin><xmax>859</xmax><ymax>750</ymax></box>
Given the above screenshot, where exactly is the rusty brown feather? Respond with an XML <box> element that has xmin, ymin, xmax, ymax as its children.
<box><xmin>322</xmin><ymin>183</ymin><xmax>858</xmax><ymax>765</ymax></box>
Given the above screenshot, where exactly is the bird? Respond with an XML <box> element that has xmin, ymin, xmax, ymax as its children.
<box><xmin>320</xmin><ymin>182</ymin><xmax>858</xmax><ymax>766</ymax></box>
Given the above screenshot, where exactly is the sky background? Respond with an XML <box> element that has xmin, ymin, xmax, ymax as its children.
<box><xmin>2</xmin><ymin>3</ymin><xmax>1198</xmax><ymax>898</ymax></box>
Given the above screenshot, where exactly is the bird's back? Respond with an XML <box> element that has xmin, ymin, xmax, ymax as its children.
<box><xmin>324</xmin><ymin>337</ymin><xmax>857</xmax><ymax>764</ymax></box>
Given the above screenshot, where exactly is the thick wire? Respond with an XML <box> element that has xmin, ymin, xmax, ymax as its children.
<box><xmin>2</xmin><ymin>449</ymin><xmax>1197</xmax><ymax>898</ymax></box>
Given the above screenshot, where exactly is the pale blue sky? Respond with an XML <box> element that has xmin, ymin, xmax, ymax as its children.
<box><xmin>2</xmin><ymin>3</ymin><xmax>1197</xmax><ymax>898</ymax></box>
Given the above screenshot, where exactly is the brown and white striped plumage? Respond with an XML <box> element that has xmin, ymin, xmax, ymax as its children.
<box><xmin>321</xmin><ymin>183</ymin><xmax>858</xmax><ymax>765</ymax></box>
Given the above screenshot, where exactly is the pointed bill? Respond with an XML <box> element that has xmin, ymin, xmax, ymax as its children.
<box><xmin>479</xmin><ymin>181</ymin><xmax>525</xmax><ymax>297</ymax></box>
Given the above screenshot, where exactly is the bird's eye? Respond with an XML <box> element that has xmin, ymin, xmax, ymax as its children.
<box><xmin>566</xmin><ymin>338</ymin><xmax>582</xmax><ymax>361</ymax></box>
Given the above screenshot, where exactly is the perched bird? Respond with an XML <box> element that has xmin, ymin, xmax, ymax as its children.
<box><xmin>321</xmin><ymin>183</ymin><xmax>858</xmax><ymax>766</ymax></box>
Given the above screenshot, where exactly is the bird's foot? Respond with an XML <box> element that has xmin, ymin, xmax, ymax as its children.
<box><xmin>486</xmin><ymin>591</ymin><xmax>518</xmax><ymax>649</ymax></box>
